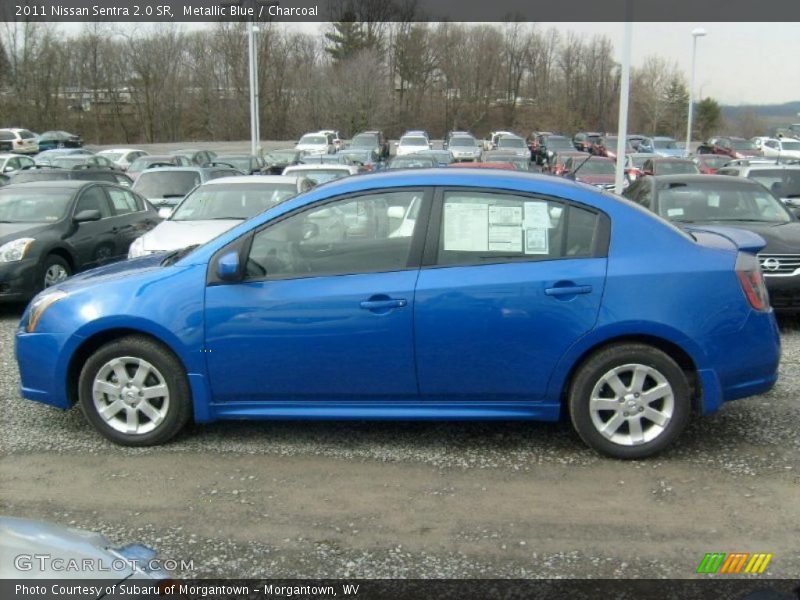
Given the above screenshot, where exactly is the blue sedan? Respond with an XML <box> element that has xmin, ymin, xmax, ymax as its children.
<box><xmin>15</xmin><ymin>170</ymin><xmax>780</xmax><ymax>458</ymax></box>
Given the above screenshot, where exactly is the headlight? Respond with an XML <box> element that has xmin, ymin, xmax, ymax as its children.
<box><xmin>0</xmin><ymin>238</ymin><xmax>35</xmax><ymax>262</ymax></box>
<box><xmin>26</xmin><ymin>289</ymin><xmax>68</xmax><ymax>332</ymax></box>
<box><xmin>128</xmin><ymin>236</ymin><xmax>146</xmax><ymax>258</ymax></box>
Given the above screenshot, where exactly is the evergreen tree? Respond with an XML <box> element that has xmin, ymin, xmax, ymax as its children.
<box><xmin>695</xmin><ymin>97</ymin><xmax>722</xmax><ymax>140</ymax></box>
<box><xmin>661</xmin><ymin>75</ymin><xmax>689</xmax><ymax>137</ymax></box>
<box><xmin>324</xmin><ymin>17</ymin><xmax>369</xmax><ymax>62</ymax></box>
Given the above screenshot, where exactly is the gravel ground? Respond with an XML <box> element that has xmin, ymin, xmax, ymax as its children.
<box><xmin>1</xmin><ymin>303</ymin><xmax>799</xmax><ymax>580</ymax></box>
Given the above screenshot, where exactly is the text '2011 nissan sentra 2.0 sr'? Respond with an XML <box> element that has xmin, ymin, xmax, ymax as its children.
<box><xmin>15</xmin><ymin>170</ymin><xmax>780</xmax><ymax>459</ymax></box>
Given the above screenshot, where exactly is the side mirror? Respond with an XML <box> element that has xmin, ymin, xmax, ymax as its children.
<box><xmin>387</xmin><ymin>206</ymin><xmax>406</xmax><ymax>219</ymax></box>
<box><xmin>3</xmin><ymin>166</ymin><xmax>12</xmax><ymax>173</ymax></box>
<box><xmin>158</xmin><ymin>207</ymin><xmax>173</xmax><ymax>219</ymax></box>
<box><xmin>74</xmin><ymin>209</ymin><xmax>102</xmax><ymax>223</ymax></box>
<box><xmin>216</xmin><ymin>251</ymin><xmax>241</xmax><ymax>282</ymax></box>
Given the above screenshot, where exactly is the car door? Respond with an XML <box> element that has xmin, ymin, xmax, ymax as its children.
<box><xmin>204</xmin><ymin>188</ymin><xmax>432</xmax><ymax>402</ymax></box>
<box><xmin>106</xmin><ymin>186</ymin><xmax>158</xmax><ymax>255</ymax></box>
<box><xmin>67</xmin><ymin>184</ymin><xmax>118</xmax><ymax>269</ymax></box>
<box><xmin>413</xmin><ymin>188</ymin><xmax>608</xmax><ymax>401</ymax></box>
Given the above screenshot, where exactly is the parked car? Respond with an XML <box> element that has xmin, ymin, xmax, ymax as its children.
<box><xmin>395</xmin><ymin>135</ymin><xmax>432</xmax><ymax>157</ymax></box>
<box><xmin>637</xmin><ymin>136</ymin><xmax>684</xmax><ymax>158</ymax></box>
<box><xmin>9</xmin><ymin>167</ymin><xmax>133</xmax><ymax>187</ymax></box>
<box><xmin>131</xmin><ymin>166</ymin><xmax>241</xmax><ymax>215</ymax></box>
<box><xmin>697</xmin><ymin>137</ymin><xmax>762</xmax><ymax>159</ymax></box>
<box><xmin>15</xmin><ymin>169</ymin><xmax>780</xmax><ymax>459</ymax></box>
<box><xmin>0</xmin><ymin>153</ymin><xmax>36</xmax><ymax>174</ymax></box>
<box><xmin>210</xmin><ymin>154</ymin><xmax>264</xmax><ymax>175</ymax></box>
<box><xmin>572</xmin><ymin>131</ymin><xmax>602</xmax><ymax>153</ymax></box>
<box><xmin>169</xmin><ymin>148</ymin><xmax>217</xmax><ymax>166</ymax></box>
<box><xmin>129</xmin><ymin>176</ymin><xmax>310</xmax><ymax>258</ymax></box>
<box><xmin>494</xmin><ymin>135</ymin><xmax>531</xmax><ymax>160</ymax></box>
<box><xmin>623</xmin><ymin>153</ymin><xmax>659</xmax><ymax>183</ymax></box>
<box><xmin>34</xmin><ymin>148</ymin><xmax>93</xmax><ymax>166</ymax></box>
<box><xmin>533</xmin><ymin>134</ymin><xmax>574</xmax><ymax>166</ymax></box>
<box><xmin>627</xmin><ymin>134</ymin><xmax>648</xmax><ymax>151</ymax></box>
<box><xmin>336</xmin><ymin>148</ymin><xmax>382</xmax><ymax>171</ymax></box>
<box><xmin>386</xmin><ymin>154</ymin><xmax>439</xmax><ymax>169</ymax></box>
<box><xmin>403</xmin><ymin>130</ymin><xmax>430</xmax><ymax>142</ymax></box>
<box><xmin>51</xmin><ymin>154</ymin><xmax>121</xmax><ymax>171</ymax></box>
<box><xmin>547</xmin><ymin>150</ymin><xmax>585</xmax><ymax>176</ymax></box>
<box><xmin>563</xmin><ymin>155</ymin><xmax>616</xmax><ymax>189</ymax></box>
<box><xmin>96</xmin><ymin>148</ymin><xmax>149</xmax><ymax>171</ymax></box>
<box><xmin>485</xmin><ymin>130</ymin><xmax>516</xmax><ymax>151</ymax></box>
<box><xmin>0</xmin><ymin>128</ymin><xmax>39</xmax><ymax>154</ymax></box>
<box><xmin>412</xmin><ymin>149</ymin><xmax>455</xmax><ymax>167</ymax></box>
<box><xmin>127</xmin><ymin>154</ymin><xmax>193</xmax><ymax>180</ymax></box>
<box><xmin>592</xmin><ymin>136</ymin><xmax>635</xmax><ymax>160</ymax></box>
<box><xmin>299</xmin><ymin>153</ymin><xmax>353</xmax><ymax>166</ymax></box>
<box><xmin>624</xmin><ymin>173</ymin><xmax>800</xmax><ymax>311</ymax></box>
<box><xmin>693</xmin><ymin>154</ymin><xmax>733</xmax><ymax>174</ymax></box>
<box><xmin>295</xmin><ymin>132</ymin><xmax>336</xmax><ymax>155</ymax></box>
<box><xmin>0</xmin><ymin>174</ymin><xmax>8</xmax><ymax>187</ymax></box>
<box><xmin>480</xmin><ymin>152</ymin><xmax>532</xmax><ymax>171</ymax></box>
<box><xmin>716</xmin><ymin>163</ymin><xmax>800</xmax><ymax>213</ymax></box>
<box><xmin>317</xmin><ymin>129</ymin><xmax>344</xmax><ymax>151</ymax></box>
<box><xmin>642</xmin><ymin>157</ymin><xmax>700</xmax><ymax>176</ymax></box>
<box><xmin>759</xmin><ymin>137</ymin><xmax>800</xmax><ymax>160</ymax></box>
<box><xmin>449</xmin><ymin>161</ymin><xmax>517</xmax><ymax>170</ymax></box>
<box><xmin>1</xmin><ymin>515</ymin><xmax>171</xmax><ymax>581</ymax></box>
<box><xmin>282</xmin><ymin>164</ymin><xmax>360</xmax><ymax>184</ymax></box>
<box><xmin>0</xmin><ymin>180</ymin><xmax>158</xmax><ymax>300</ymax></box>
<box><xmin>350</xmin><ymin>131</ymin><xmax>390</xmax><ymax>160</ymax></box>
<box><xmin>36</xmin><ymin>130</ymin><xmax>84</xmax><ymax>151</ymax></box>
<box><xmin>262</xmin><ymin>149</ymin><xmax>307</xmax><ymax>174</ymax></box>
<box><xmin>443</xmin><ymin>130</ymin><xmax>472</xmax><ymax>150</ymax></box>
<box><xmin>448</xmin><ymin>135</ymin><xmax>483</xmax><ymax>162</ymax></box>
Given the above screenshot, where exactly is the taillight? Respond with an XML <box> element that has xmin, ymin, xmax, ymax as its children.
<box><xmin>736</xmin><ymin>253</ymin><xmax>770</xmax><ymax>311</ymax></box>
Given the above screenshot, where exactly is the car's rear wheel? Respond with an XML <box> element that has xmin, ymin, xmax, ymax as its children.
<box><xmin>79</xmin><ymin>336</ymin><xmax>192</xmax><ymax>446</ymax></box>
<box><xmin>569</xmin><ymin>344</ymin><xmax>691</xmax><ymax>459</ymax></box>
<box><xmin>42</xmin><ymin>255</ymin><xmax>71</xmax><ymax>289</ymax></box>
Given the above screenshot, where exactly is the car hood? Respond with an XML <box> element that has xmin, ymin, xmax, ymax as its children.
<box><xmin>576</xmin><ymin>174</ymin><xmax>615</xmax><ymax>185</ymax></box>
<box><xmin>55</xmin><ymin>253</ymin><xmax>168</xmax><ymax>294</ymax></box>
<box><xmin>686</xmin><ymin>220</ymin><xmax>800</xmax><ymax>254</ymax></box>
<box><xmin>0</xmin><ymin>516</ymin><xmax>134</xmax><ymax>580</ymax></box>
<box><xmin>0</xmin><ymin>222</ymin><xmax>52</xmax><ymax>244</ymax></box>
<box><xmin>140</xmin><ymin>219</ymin><xmax>242</xmax><ymax>253</ymax></box>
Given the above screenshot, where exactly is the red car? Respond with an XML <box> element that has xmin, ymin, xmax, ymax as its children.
<box><xmin>693</xmin><ymin>154</ymin><xmax>732</xmax><ymax>174</ymax></box>
<box><xmin>697</xmin><ymin>137</ymin><xmax>762</xmax><ymax>159</ymax></box>
<box><xmin>562</xmin><ymin>155</ymin><xmax>616</xmax><ymax>189</ymax></box>
<box><xmin>449</xmin><ymin>161</ymin><xmax>517</xmax><ymax>170</ymax></box>
<box><xmin>642</xmin><ymin>157</ymin><xmax>700</xmax><ymax>176</ymax></box>
<box><xmin>548</xmin><ymin>150</ymin><xmax>585</xmax><ymax>175</ymax></box>
<box><xmin>592</xmin><ymin>135</ymin><xmax>635</xmax><ymax>160</ymax></box>
<box><xmin>572</xmin><ymin>131</ymin><xmax>602</xmax><ymax>153</ymax></box>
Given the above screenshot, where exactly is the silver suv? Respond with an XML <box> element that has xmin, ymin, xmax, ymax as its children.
<box><xmin>717</xmin><ymin>162</ymin><xmax>800</xmax><ymax>210</ymax></box>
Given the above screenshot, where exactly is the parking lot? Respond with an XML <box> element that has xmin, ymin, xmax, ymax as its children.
<box><xmin>1</xmin><ymin>298</ymin><xmax>798</xmax><ymax>578</ymax></box>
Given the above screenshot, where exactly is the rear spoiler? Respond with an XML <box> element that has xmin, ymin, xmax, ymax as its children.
<box><xmin>683</xmin><ymin>225</ymin><xmax>767</xmax><ymax>254</ymax></box>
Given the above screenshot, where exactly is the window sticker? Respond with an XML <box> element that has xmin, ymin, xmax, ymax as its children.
<box><xmin>667</xmin><ymin>208</ymin><xmax>684</xmax><ymax>217</ymax></box>
<box><xmin>443</xmin><ymin>202</ymin><xmax>489</xmax><ymax>251</ymax></box>
<box><xmin>524</xmin><ymin>227</ymin><xmax>549</xmax><ymax>254</ymax></box>
<box><xmin>488</xmin><ymin>205</ymin><xmax>523</xmax><ymax>251</ymax></box>
<box><xmin>524</xmin><ymin>201</ymin><xmax>552</xmax><ymax>229</ymax></box>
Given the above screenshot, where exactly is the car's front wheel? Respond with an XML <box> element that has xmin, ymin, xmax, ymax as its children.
<box><xmin>569</xmin><ymin>344</ymin><xmax>691</xmax><ymax>459</ymax></box>
<box><xmin>79</xmin><ymin>336</ymin><xmax>192</xmax><ymax>446</ymax></box>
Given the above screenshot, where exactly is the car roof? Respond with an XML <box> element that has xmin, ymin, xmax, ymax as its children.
<box><xmin>284</xmin><ymin>165</ymin><xmax>353</xmax><ymax>171</ymax></box>
<box><xmin>3</xmin><ymin>179</ymin><xmax>90</xmax><ymax>190</ymax></box>
<box><xmin>647</xmin><ymin>174</ymin><xmax>762</xmax><ymax>185</ymax></box>
<box><xmin>138</xmin><ymin>166</ymin><xmax>207</xmax><ymax>173</ymax></box>
<box><xmin>98</xmin><ymin>148</ymin><xmax>144</xmax><ymax>153</ymax></box>
<box><xmin>203</xmin><ymin>175</ymin><xmax>300</xmax><ymax>185</ymax></box>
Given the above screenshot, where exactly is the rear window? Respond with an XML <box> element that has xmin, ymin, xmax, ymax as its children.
<box><xmin>497</xmin><ymin>138</ymin><xmax>526</xmax><ymax>149</ymax></box>
<box><xmin>133</xmin><ymin>171</ymin><xmax>201</xmax><ymax>198</ymax></box>
<box><xmin>0</xmin><ymin>131</ymin><xmax>15</xmax><ymax>141</ymax></box>
<box><xmin>401</xmin><ymin>137</ymin><xmax>428</xmax><ymax>146</ymax></box>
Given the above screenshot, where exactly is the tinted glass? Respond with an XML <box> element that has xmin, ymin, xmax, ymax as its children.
<box><xmin>450</xmin><ymin>137</ymin><xmax>478</xmax><ymax>148</ymax></box>
<box><xmin>497</xmin><ymin>138</ymin><xmax>526</xmax><ymax>149</ymax></box>
<box><xmin>133</xmin><ymin>172</ymin><xmax>201</xmax><ymax>198</ymax></box>
<box><xmin>246</xmin><ymin>190</ymin><xmax>422</xmax><ymax>279</ymax></box>
<box><xmin>653</xmin><ymin>139</ymin><xmax>678</xmax><ymax>149</ymax></box>
<box><xmin>746</xmin><ymin>170</ymin><xmax>800</xmax><ymax>197</ymax></box>
<box><xmin>655</xmin><ymin>161</ymin><xmax>700</xmax><ymax>175</ymax></box>
<box><xmin>76</xmin><ymin>187</ymin><xmax>111</xmax><ymax>217</ymax></box>
<box><xmin>401</xmin><ymin>137</ymin><xmax>428</xmax><ymax>146</ymax></box>
<box><xmin>0</xmin><ymin>189</ymin><xmax>72</xmax><ymax>222</ymax></box>
<box><xmin>108</xmin><ymin>188</ymin><xmax>138</xmax><ymax>215</ymax></box>
<box><xmin>658</xmin><ymin>182</ymin><xmax>791</xmax><ymax>223</ymax></box>
<box><xmin>351</xmin><ymin>134</ymin><xmax>378</xmax><ymax>147</ymax></box>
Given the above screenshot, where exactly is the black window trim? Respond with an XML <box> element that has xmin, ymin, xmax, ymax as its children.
<box><xmin>421</xmin><ymin>186</ymin><xmax>611</xmax><ymax>270</ymax></box>
<box><xmin>207</xmin><ymin>186</ymin><xmax>435</xmax><ymax>286</ymax></box>
<box><xmin>72</xmin><ymin>183</ymin><xmax>114</xmax><ymax>220</ymax></box>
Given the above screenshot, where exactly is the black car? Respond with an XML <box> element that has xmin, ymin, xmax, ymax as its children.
<box><xmin>169</xmin><ymin>149</ymin><xmax>217</xmax><ymax>166</ymax></box>
<box><xmin>37</xmin><ymin>131</ymin><xmax>84</xmax><ymax>151</ymax></box>
<box><xmin>9</xmin><ymin>167</ymin><xmax>133</xmax><ymax>187</ymax></box>
<box><xmin>262</xmin><ymin>149</ymin><xmax>306</xmax><ymax>174</ymax></box>
<box><xmin>210</xmin><ymin>155</ymin><xmax>263</xmax><ymax>174</ymax></box>
<box><xmin>573</xmin><ymin>131</ymin><xmax>602</xmax><ymax>153</ymax></box>
<box><xmin>624</xmin><ymin>174</ymin><xmax>800</xmax><ymax>311</ymax></box>
<box><xmin>0</xmin><ymin>181</ymin><xmax>159</xmax><ymax>301</ymax></box>
<box><xmin>534</xmin><ymin>134</ymin><xmax>574</xmax><ymax>165</ymax></box>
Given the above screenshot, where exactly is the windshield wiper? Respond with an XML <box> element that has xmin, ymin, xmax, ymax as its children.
<box><xmin>160</xmin><ymin>244</ymin><xmax>200</xmax><ymax>267</ymax></box>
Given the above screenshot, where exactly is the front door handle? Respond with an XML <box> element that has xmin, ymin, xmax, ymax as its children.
<box><xmin>544</xmin><ymin>285</ymin><xmax>592</xmax><ymax>296</ymax></box>
<box><xmin>360</xmin><ymin>297</ymin><xmax>408</xmax><ymax>311</ymax></box>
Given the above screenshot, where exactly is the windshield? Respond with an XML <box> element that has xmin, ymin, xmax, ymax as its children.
<box><xmin>52</xmin><ymin>157</ymin><xmax>88</xmax><ymax>169</ymax></box>
<box><xmin>630</xmin><ymin>156</ymin><xmax>653</xmax><ymax>168</ymax></box>
<box><xmin>351</xmin><ymin>134</ymin><xmax>378</xmax><ymax>148</ymax></box>
<box><xmin>216</xmin><ymin>157</ymin><xmax>253</xmax><ymax>171</ymax></box>
<box><xmin>99</xmin><ymin>152</ymin><xmax>123</xmax><ymax>161</ymax></box>
<box><xmin>654</xmin><ymin>139</ymin><xmax>678</xmax><ymax>149</ymax></box>
<box><xmin>133</xmin><ymin>171</ymin><xmax>200</xmax><ymax>198</ymax></box>
<box><xmin>0</xmin><ymin>189</ymin><xmax>72</xmax><ymax>222</ymax></box>
<box><xmin>658</xmin><ymin>182</ymin><xmax>791</xmax><ymax>223</ymax></box>
<box><xmin>497</xmin><ymin>137</ymin><xmax>526</xmax><ymax>149</ymax></box>
<box><xmin>731</xmin><ymin>139</ymin><xmax>757</xmax><ymax>151</ymax></box>
<box><xmin>699</xmin><ymin>156</ymin><xmax>731</xmax><ymax>168</ymax></box>
<box><xmin>298</xmin><ymin>135</ymin><xmax>327</xmax><ymax>145</ymax></box>
<box><xmin>781</xmin><ymin>141</ymin><xmax>800</xmax><ymax>151</ymax></box>
<box><xmin>578</xmin><ymin>159</ymin><xmax>615</xmax><ymax>175</ymax></box>
<box><xmin>548</xmin><ymin>137</ymin><xmax>573</xmax><ymax>149</ymax></box>
<box><xmin>339</xmin><ymin>151</ymin><xmax>371</xmax><ymax>163</ymax></box>
<box><xmin>388</xmin><ymin>157</ymin><xmax>436</xmax><ymax>169</ymax></box>
<box><xmin>130</xmin><ymin>157</ymin><xmax>171</xmax><ymax>171</ymax></box>
<box><xmin>655</xmin><ymin>161</ymin><xmax>700</xmax><ymax>175</ymax></box>
<box><xmin>450</xmin><ymin>137</ymin><xmax>477</xmax><ymax>148</ymax></box>
<box><xmin>171</xmin><ymin>184</ymin><xmax>296</xmax><ymax>221</ymax></box>
<box><xmin>266</xmin><ymin>151</ymin><xmax>298</xmax><ymax>164</ymax></box>
<box><xmin>400</xmin><ymin>137</ymin><xmax>428</xmax><ymax>146</ymax></box>
<box><xmin>746</xmin><ymin>170</ymin><xmax>800</xmax><ymax>198</ymax></box>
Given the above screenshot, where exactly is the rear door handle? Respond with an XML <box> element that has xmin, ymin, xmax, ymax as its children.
<box><xmin>360</xmin><ymin>298</ymin><xmax>407</xmax><ymax>310</ymax></box>
<box><xmin>544</xmin><ymin>285</ymin><xmax>593</xmax><ymax>296</ymax></box>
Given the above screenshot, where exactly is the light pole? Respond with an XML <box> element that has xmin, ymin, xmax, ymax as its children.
<box><xmin>685</xmin><ymin>28</ymin><xmax>707</xmax><ymax>157</ymax></box>
<box><xmin>613</xmin><ymin>19</ymin><xmax>632</xmax><ymax>195</ymax></box>
<box><xmin>247</xmin><ymin>21</ymin><xmax>261</xmax><ymax>157</ymax></box>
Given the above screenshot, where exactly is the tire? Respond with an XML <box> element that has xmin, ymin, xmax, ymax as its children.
<box><xmin>78</xmin><ymin>335</ymin><xmax>192</xmax><ymax>446</ymax></box>
<box><xmin>568</xmin><ymin>343</ymin><xmax>691</xmax><ymax>459</ymax></box>
<box><xmin>41</xmin><ymin>254</ymin><xmax>71</xmax><ymax>289</ymax></box>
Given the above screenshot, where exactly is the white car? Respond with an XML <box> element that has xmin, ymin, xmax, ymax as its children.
<box><xmin>97</xmin><ymin>148</ymin><xmax>149</xmax><ymax>171</ymax></box>
<box><xmin>0</xmin><ymin>128</ymin><xmax>38</xmax><ymax>155</ymax></box>
<box><xmin>283</xmin><ymin>164</ymin><xmax>360</xmax><ymax>185</ymax></box>
<box><xmin>395</xmin><ymin>135</ymin><xmax>431</xmax><ymax>156</ymax></box>
<box><xmin>485</xmin><ymin>130</ymin><xmax>515</xmax><ymax>151</ymax></box>
<box><xmin>760</xmin><ymin>137</ymin><xmax>800</xmax><ymax>160</ymax></box>
<box><xmin>128</xmin><ymin>176</ymin><xmax>312</xmax><ymax>258</ymax></box>
<box><xmin>449</xmin><ymin>135</ymin><xmax>483</xmax><ymax>162</ymax></box>
<box><xmin>0</xmin><ymin>152</ymin><xmax>35</xmax><ymax>174</ymax></box>
<box><xmin>317</xmin><ymin>129</ymin><xmax>343</xmax><ymax>151</ymax></box>
<box><xmin>295</xmin><ymin>132</ymin><xmax>335</xmax><ymax>155</ymax></box>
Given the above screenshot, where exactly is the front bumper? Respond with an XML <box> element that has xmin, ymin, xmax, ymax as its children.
<box><xmin>764</xmin><ymin>275</ymin><xmax>800</xmax><ymax>312</ymax></box>
<box><xmin>0</xmin><ymin>258</ymin><xmax>41</xmax><ymax>302</ymax></box>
